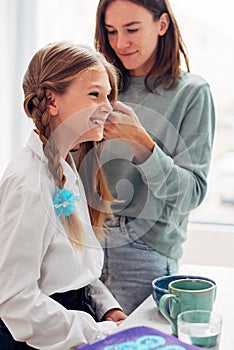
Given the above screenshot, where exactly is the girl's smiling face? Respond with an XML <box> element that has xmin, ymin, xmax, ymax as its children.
<box><xmin>47</xmin><ymin>66</ymin><xmax>113</xmax><ymax>155</ymax></box>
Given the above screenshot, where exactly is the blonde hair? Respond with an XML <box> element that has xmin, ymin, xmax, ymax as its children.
<box><xmin>23</xmin><ymin>41</ymin><xmax>118</xmax><ymax>248</ymax></box>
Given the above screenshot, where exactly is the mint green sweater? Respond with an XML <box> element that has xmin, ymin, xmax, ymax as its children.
<box><xmin>101</xmin><ymin>71</ymin><xmax>215</xmax><ymax>259</ymax></box>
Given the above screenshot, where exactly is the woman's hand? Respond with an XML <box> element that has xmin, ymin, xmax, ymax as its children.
<box><xmin>104</xmin><ymin>101</ymin><xmax>154</xmax><ymax>163</ymax></box>
<box><xmin>104</xmin><ymin>101</ymin><xmax>143</xmax><ymax>141</ymax></box>
<box><xmin>104</xmin><ymin>308</ymin><xmax>128</xmax><ymax>325</ymax></box>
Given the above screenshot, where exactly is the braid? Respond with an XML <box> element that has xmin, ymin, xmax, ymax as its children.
<box><xmin>44</xmin><ymin>137</ymin><xmax>66</xmax><ymax>189</ymax></box>
<box><xmin>30</xmin><ymin>87</ymin><xmax>66</xmax><ymax>189</ymax></box>
<box><xmin>27</xmin><ymin>87</ymin><xmax>84</xmax><ymax>249</ymax></box>
<box><xmin>31</xmin><ymin>87</ymin><xmax>49</xmax><ymax>138</ymax></box>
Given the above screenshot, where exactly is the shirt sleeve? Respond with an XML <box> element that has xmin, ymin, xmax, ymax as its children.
<box><xmin>0</xmin><ymin>185</ymin><xmax>117</xmax><ymax>349</ymax></box>
<box><xmin>85</xmin><ymin>279</ymin><xmax>123</xmax><ymax>321</ymax></box>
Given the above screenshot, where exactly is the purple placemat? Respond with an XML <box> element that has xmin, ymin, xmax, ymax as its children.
<box><xmin>78</xmin><ymin>326</ymin><xmax>201</xmax><ymax>349</ymax></box>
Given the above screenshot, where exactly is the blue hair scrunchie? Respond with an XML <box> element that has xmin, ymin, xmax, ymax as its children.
<box><xmin>53</xmin><ymin>188</ymin><xmax>80</xmax><ymax>217</ymax></box>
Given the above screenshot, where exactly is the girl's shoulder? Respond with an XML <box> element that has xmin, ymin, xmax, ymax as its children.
<box><xmin>0</xmin><ymin>145</ymin><xmax>53</xmax><ymax>201</ymax></box>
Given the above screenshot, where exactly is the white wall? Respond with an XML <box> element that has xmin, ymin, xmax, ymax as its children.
<box><xmin>181</xmin><ymin>223</ymin><xmax>234</xmax><ymax>267</ymax></box>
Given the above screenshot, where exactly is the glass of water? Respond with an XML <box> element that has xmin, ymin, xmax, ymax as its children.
<box><xmin>177</xmin><ymin>310</ymin><xmax>222</xmax><ymax>349</ymax></box>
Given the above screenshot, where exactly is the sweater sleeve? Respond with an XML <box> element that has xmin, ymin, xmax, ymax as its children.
<box><xmin>138</xmin><ymin>82</ymin><xmax>215</xmax><ymax>217</ymax></box>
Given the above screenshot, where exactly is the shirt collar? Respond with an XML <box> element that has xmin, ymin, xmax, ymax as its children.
<box><xmin>27</xmin><ymin>130</ymin><xmax>78</xmax><ymax>186</ymax></box>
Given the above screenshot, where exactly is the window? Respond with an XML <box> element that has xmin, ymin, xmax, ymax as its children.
<box><xmin>170</xmin><ymin>0</ymin><xmax>234</xmax><ymax>228</ymax></box>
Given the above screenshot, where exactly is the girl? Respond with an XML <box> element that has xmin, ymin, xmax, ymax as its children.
<box><xmin>0</xmin><ymin>41</ymin><xmax>126</xmax><ymax>349</ymax></box>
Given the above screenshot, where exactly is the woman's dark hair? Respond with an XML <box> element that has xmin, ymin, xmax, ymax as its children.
<box><xmin>95</xmin><ymin>0</ymin><xmax>190</xmax><ymax>92</ymax></box>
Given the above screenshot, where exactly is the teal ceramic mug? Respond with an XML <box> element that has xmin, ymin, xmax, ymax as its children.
<box><xmin>159</xmin><ymin>278</ymin><xmax>216</xmax><ymax>336</ymax></box>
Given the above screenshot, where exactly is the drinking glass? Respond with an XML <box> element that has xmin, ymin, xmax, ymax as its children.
<box><xmin>177</xmin><ymin>310</ymin><xmax>222</xmax><ymax>349</ymax></box>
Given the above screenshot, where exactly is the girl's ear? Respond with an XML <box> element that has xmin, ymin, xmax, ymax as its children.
<box><xmin>45</xmin><ymin>89</ymin><xmax>58</xmax><ymax>116</ymax></box>
<box><xmin>158</xmin><ymin>12</ymin><xmax>170</xmax><ymax>36</ymax></box>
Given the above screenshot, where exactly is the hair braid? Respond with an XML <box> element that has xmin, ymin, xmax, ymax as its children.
<box><xmin>44</xmin><ymin>136</ymin><xmax>66</xmax><ymax>189</ymax></box>
<box><xmin>31</xmin><ymin>87</ymin><xmax>49</xmax><ymax>137</ymax></box>
<box><xmin>27</xmin><ymin>86</ymin><xmax>84</xmax><ymax>248</ymax></box>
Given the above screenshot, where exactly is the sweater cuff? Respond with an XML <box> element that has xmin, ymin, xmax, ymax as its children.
<box><xmin>137</xmin><ymin>143</ymin><xmax>174</xmax><ymax>181</ymax></box>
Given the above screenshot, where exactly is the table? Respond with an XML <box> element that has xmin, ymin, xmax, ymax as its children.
<box><xmin>115</xmin><ymin>264</ymin><xmax>234</xmax><ymax>349</ymax></box>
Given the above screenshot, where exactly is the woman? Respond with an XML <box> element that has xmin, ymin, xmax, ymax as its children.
<box><xmin>0</xmin><ymin>41</ymin><xmax>126</xmax><ymax>349</ymax></box>
<box><xmin>95</xmin><ymin>0</ymin><xmax>216</xmax><ymax>314</ymax></box>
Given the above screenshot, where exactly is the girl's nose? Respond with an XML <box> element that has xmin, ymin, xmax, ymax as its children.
<box><xmin>101</xmin><ymin>101</ymin><xmax>112</xmax><ymax>114</ymax></box>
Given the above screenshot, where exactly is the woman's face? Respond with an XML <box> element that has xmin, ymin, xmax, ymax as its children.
<box><xmin>104</xmin><ymin>0</ymin><xmax>168</xmax><ymax>76</ymax></box>
<box><xmin>48</xmin><ymin>66</ymin><xmax>113</xmax><ymax>153</ymax></box>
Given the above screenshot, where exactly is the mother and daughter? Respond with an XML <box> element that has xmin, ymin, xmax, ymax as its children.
<box><xmin>0</xmin><ymin>0</ymin><xmax>215</xmax><ymax>349</ymax></box>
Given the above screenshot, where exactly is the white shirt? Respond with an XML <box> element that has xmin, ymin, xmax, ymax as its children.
<box><xmin>0</xmin><ymin>131</ymin><xmax>120</xmax><ymax>349</ymax></box>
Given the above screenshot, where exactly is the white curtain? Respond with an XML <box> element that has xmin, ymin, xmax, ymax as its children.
<box><xmin>0</xmin><ymin>0</ymin><xmax>99</xmax><ymax>177</ymax></box>
<box><xmin>0</xmin><ymin>0</ymin><xmax>38</xmax><ymax>176</ymax></box>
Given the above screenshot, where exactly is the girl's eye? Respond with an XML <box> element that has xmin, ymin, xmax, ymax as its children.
<box><xmin>89</xmin><ymin>91</ymin><xmax>99</xmax><ymax>97</ymax></box>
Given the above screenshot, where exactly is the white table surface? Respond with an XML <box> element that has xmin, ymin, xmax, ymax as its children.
<box><xmin>114</xmin><ymin>264</ymin><xmax>234</xmax><ymax>349</ymax></box>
